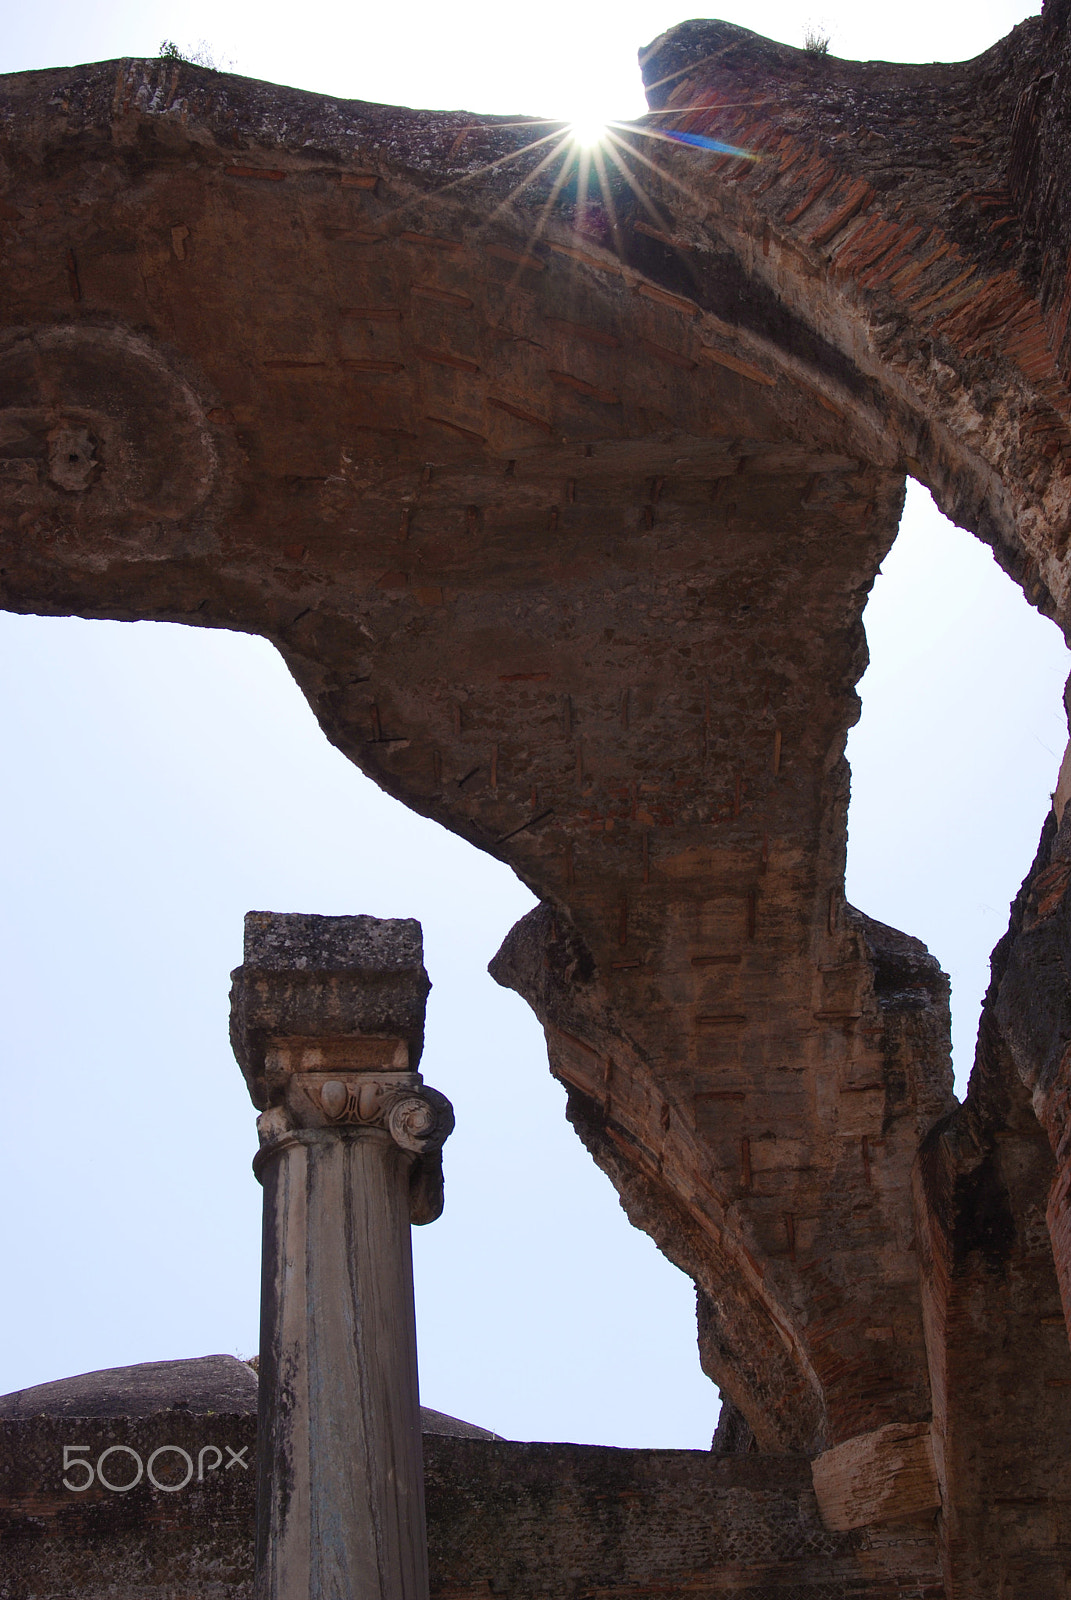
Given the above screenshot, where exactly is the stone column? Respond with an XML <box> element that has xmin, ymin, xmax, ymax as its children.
<box><xmin>230</xmin><ymin>912</ymin><xmax>453</xmax><ymax>1600</ymax></box>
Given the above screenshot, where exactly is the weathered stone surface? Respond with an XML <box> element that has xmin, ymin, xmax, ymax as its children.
<box><xmin>5</xmin><ymin>4</ymin><xmax>1071</xmax><ymax>1590</ymax></box>
<box><xmin>242</xmin><ymin>911</ymin><xmax>425</xmax><ymax>974</ymax></box>
<box><xmin>0</xmin><ymin>1357</ymin><xmax>259</xmax><ymax>1420</ymax></box>
<box><xmin>231</xmin><ymin>911</ymin><xmax>431</xmax><ymax>1107</ymax></box>
<box><xmin>254</xmin><ymin>1126</ymin><xmax>433</xmax><ymax>1600</ymax></box>
<box><xmin>0</xmin><ymin>40</ymin><xmax>945</xmax><ymax>1469</ymax></box>
<box><xmin>0</xmin><ymin>1362</ymin><xmax>943</xmax><ymax>1600</ymax></box>
<box><xmin>231</xmin><ymin>913</ymin><xmax>451</xmax><ymax>1600</ymax></box>
<box><xmin>423</xmin><ymin>1439</ymin><xmax>942</xmax><ymax>1600</ymax></box>
<box><xmin>811</xmin><ymin>1422</ymin><xmax>940</xmax><ymax>1533</ymax></box>
<box><xmin>0</xmin><ymin>1358</ymin><xmax>494</xmax><ymax>1436</ymax></box>
<box><xmin>637</xmin><ymin>12</ymin><xmax>1071</xmax><ymax>616</ymax></box>
<box><xmin>913</xmin><ymin>806</ymin><xmax>1071</xmax><ymax>1595</ymax></box>
<box><xmin>417</xmin><ymin>1407</ymin><xmax>501</xmax><ymax>1442</ymax></box>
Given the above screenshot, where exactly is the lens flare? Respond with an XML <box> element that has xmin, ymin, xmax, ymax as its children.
<box><xmin>569</xmin><ymin>119</ymin><xmax>608</xmax><ymax>150</ymax></box>
<box><xmin>372</xmin><ymin>96</ymin><xmax>765</xmax><ymax>295</ymax></box>
<box><xmin>663</xmin><ymin>129</ymin><xmax>757</xmax><ymax>158</ymax></box>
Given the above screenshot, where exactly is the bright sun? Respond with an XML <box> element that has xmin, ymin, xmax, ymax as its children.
<box><xmin>569</xmin><ymin>119</ymin><xmax>608</xmax><ymax>150</ymax></box>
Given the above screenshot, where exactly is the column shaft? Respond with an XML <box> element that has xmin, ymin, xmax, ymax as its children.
<box><xmin>256</xmin><ymin>1129</ymin><xmax>427</xmax><ymax>1600</ymax></box>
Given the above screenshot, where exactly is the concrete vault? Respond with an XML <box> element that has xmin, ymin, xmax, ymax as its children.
<box><xmin>5</xmin><ymin>3</ymin><xmax>1071</xmax><ymax>1592</ymax></box>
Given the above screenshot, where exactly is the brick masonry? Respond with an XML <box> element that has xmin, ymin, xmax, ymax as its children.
<box><xmin>5</xmin><ymin>7</ymin><xmax>1071</xmax><ymax>1593</ymax></box>
<box><xmin>0</xmin><ymin>1362</ymin><xmax>942</xmax><ymax>1600</ymax></box>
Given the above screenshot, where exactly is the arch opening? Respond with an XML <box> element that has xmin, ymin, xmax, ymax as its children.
<box><xmin>0</xmin><ymin>611</ymin><xmax>718</xmax><ymax>1449</ymax></box>
<box><xmin>845</xmin><ymin>479</ymin><xmax>1071</xmax><ymax>1095</ymax></box>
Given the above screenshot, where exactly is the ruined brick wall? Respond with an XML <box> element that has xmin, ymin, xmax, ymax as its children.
<box><xmin>636</xmin><ymin>15</ymin><xmax>1071</xmax><ymax>600</ymax></box>
<box><xmin>5</xmin><ymin>4</ymin><xmax>1071</xmax><ymax>1592</ymax></box>
<box><xmin>0</xmin><ymin>1372</ymin><xmax>942</xmax><ymax>1600</ymax></box>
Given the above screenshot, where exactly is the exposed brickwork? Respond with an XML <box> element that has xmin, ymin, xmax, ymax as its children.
<box><xmin>0</xmin><ymin>1412</ymin><xmax>943</xmax><ymax>1599</ymax></box>
<box><xmin>0</xmin><ymin>54</ymin><xmax>956</xmax><ymax>1464</ymax></box>
<box><xmin>4</xmin><ymin>8</ymin><xmax>1071</xmax><ymax>1592</ymax></box>
<box><xmin>637</xmin><ymin>11</ymin><xmax>1071</xmax><ymax>616</ymax></box>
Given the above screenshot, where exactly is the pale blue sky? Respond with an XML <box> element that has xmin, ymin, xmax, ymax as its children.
<box><xmin>0</xmin><ymin>0</ymin><xmax>1043</xmax><ymax>121</ymax></box>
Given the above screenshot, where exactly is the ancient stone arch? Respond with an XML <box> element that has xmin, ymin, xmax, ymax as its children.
<box><xmin>4</xmin><ymin>4</ymin><xmax>1071</xmax><ymax>1590</ymax></box>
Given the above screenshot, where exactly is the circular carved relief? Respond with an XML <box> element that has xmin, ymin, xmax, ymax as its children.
<box><xmin>0</xmin><ymin>324</ymin><xmax>219</xmax><ymax>532</ymax></box>
<box><xmin>387</xmin><ymin>1096</ymin><xmax>437</xmax><ymax>1152</ymax></box>
<box><xmin>387</xmin><ymin>1088</ymin><xmax>454</xmax><ymax>1154</ymax></box>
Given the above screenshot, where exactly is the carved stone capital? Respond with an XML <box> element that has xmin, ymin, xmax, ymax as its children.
<box><xmin>229</xmin><ymin>912</ymin><xmax>431</xmax><ymax>1111</ymax></box>
<box><xmin>256</xmin><ymin>1071</ymin><xmax>454</xmax><ymax>1152</ymax></box>
<box><xmin>231</xmin><ymin>911</ymin><xmax>451</xmax><ymax>1222</ymax></box>
<box><xmin>252</xmin><ymin>1059</ymin><xmax>454</xmax><ymax>1223</ymax></box>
